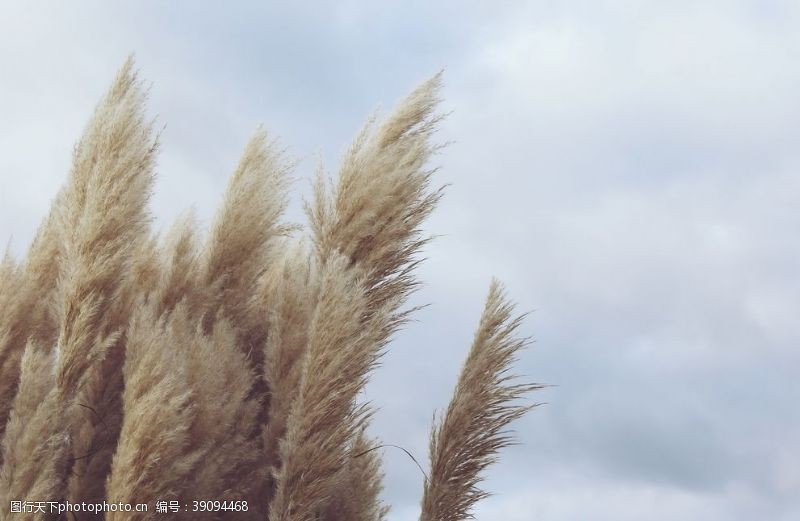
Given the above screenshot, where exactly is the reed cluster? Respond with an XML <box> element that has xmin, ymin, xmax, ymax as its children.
<box><xmin>0</xmin><ymin>59</ymin><xmax>539</xmax><ymax>521</ymax></box>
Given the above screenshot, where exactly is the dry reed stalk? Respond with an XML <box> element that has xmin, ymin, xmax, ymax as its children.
<box><xmin>175</xmin><ymin>312</ymin><xmax>264</xmax><ymax>520</ymax></box>
<box><xmin>101</xmin><ymin>224</ymin><xmax>199</xmax><ymax>520</ymax></box>
<box><xmin>323</xmin><ymin>425</ymin><xmax>390</xmax><ymax>521</ymax></box>
<box><xmin>106</xmin><ymin>304</ymin><xmax>196</xmax><ymax>521</ymax></box>
<box><xmin>200</xmin><ymin>129</ymin><xmax>291</xmax><ymax>340</ymax></box>
<box><xmin>0</xmin><ymin>205</ymin><xmax>64</xmax><ymax>517</ymax></box>
<box><xmin>420</xmin><ymin>280</ymin><xmax>541</xmax><ymax>521</ymax></box>
<box><xmin>307</xmin><ymin>73</ymin><xmax>444</xmax><ymax>331</ymax></box>
<box><xmin>0</xmin><ymin>252</ymin><xmax>18</xmax><ymax>313</ymax></box>
<box><xmin>269</xmin><ymin>253</ymin><xmax>390</xmax><ymax>521</ymax></box>
<box><xmin>0</xmin><ymin>342</ymin><xmax>70</xmax><ymax>521</ymax></box>
<box><xmin>109</xmin><ymin>297</ymin><xmax>264</xmax><ymax>521</ymax></box>
<box><xmin>52</xmin><ymin>57</ymin><xmax>157</xmax><ymax>505</ymax></box>
<box><xmin>259</xmin><ymin>239</ymin><xmax>320</xmax><ymax>508</ymax></box>
<box><xmin>150</xmin><ymin>212</ymin><xmax>202</xmax><ymax>316</ymax></box>
<box><xmin>194</xmin><ymin>130</ymin><xmax>292</xmax><ymax>519</ymax></box>
<box><xmin>270</xmin><ymin>73</ymin><xmax>449</xmax><ymax>520</ymax></box>
<box><xmin>129</xmin><ymin>232</ymin><xmax>162</xmax><ymax>303</ymax></box>
<box><xmin>54</xmin><ymin>56</ymin><xmax>155</xmax><ymax>395</ymax></box>
<box><xmin>0</xmin><ymin>202</ymin><xmax>62</xmax><ymax>458</ymax></box>
<box><xmin>0</xmin><ymin>255</ymin><xmax>24</xmax><ymax>451</ymax></box>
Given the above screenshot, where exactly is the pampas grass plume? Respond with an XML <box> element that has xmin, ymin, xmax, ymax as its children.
<box><xmin>0</xmin><ymin>59</ymin><xmax>540</xmax><ymax>521</ymax></box>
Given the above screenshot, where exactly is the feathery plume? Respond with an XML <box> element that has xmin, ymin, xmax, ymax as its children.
<box><xmin>420</xmin><ymin>280</ymin><xmax>541</xmax><ymax>521</ymax></box>
<box><xmin>195</xmin><ymin>133</ymin><xmax>291</xmax><ymax>517</ymax></box>
<box><xmin>0</xmin><ymin>255</ymin><xmax>24</xmax><ymax>450</ymax></box>
<box><xmin>308</xmin><ymin>72</ymin><xmax>444</xmax><ymax>322</ymax></box>
<box><xmin>109</xmin><ymin>300</ymin><xmax>263</xmax><ymax>521</ymax></box>
<box><xmin>0</xmin><ymin>199</ymin><xmax>62</xmax><ymax>455</ymax></box>
<box><xmin>259</xmin><ymin>240</ymin><xmax>320</xmax><ymax>507</ymax></box>
<box><xmin>53</xmin><ymin>56</ymin><xmax>158</xmax><ymax>505</ymax></box>
<box><xmin>153</xmin><ymin>211</ymin><xmax>201</xmax><ymax>316</ymax></box>
<box><xmin>269</xmin><ymin>253</ymin><xmax>389</xmax><ymax>521</ymax></box>
<box><xmin>0</xmin><ymin>343</ymin><xmax>70</xmax><ymax>520</ymax></box>
<box><xmin>175</xmin><ymin>312</ymin><xmax>264</xmax><ymax>520</ymax></box>
<box><xmin>269</xmin><ymin>74</ymin><xmax>447</xmax><ymax>520</ymax></box>
<box><xmin>323</xmin><ymin>425</ymin><xmax>390</xmax><ymax>521</ymax></box>
<box><xmin>106</xmin><ymin>304</ymin><xmax>196</xmax><ymax>521</ymax></box>
<box><xmin>200</xmin><ymin>128</ymin><xmax>291</xmax><ymax>338</ymax></box>
<box><xmin>55</xmin><ymin>55</ymin><xmax>155</xmax><ymax>394</ymax></box>
<box><xmin>129</xmin><ymin>232</ymin><xmax>161</xmax><ymax>303</ymax></box>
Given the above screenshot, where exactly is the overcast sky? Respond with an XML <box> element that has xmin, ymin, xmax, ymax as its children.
<box><xmin>1</xmin><ymin>1</ymin><xmax>799</xmax><ymax>520</ymax></box>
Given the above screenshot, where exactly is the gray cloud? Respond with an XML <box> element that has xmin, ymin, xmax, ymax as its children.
<box><xmin>1</xmin><ymin>1</ymin><xmax>798</xmax><ymax>519</ymax></box>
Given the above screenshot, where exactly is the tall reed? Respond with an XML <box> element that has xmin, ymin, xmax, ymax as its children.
<box><xmin>0</xmin><ymin>59</ymin><xmax>540</xmax><ymax>521</ymax></box>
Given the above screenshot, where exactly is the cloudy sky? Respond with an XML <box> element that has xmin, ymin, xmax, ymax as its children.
<box><xmin>1</xmin><ymin>1</ymin><xmax>799</xmax><ymax>519</ymax></box>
